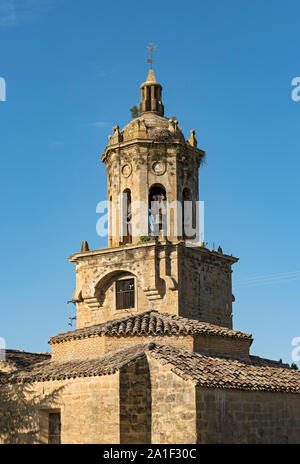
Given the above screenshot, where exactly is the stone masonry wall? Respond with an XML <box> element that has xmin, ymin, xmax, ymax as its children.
<box><xmin>40</xmin><ymin>375</ymin><xmax>120</xmax><ymax>444</ymax></box>
<box><xmin>0</xmin><ymin>375</ymin><xmax>120</xmax><ymax>444</ymax></box>
<box><xmin>119</xmin><ymin>355</ymin><xmax>151</xmax><ymax>443</ymax></box>
<box><xmin>104</xmin><ymin>139</ymin><xmax>203</xmax><ymax>247</ymax></box>
<box><xmin>196</xmin><ymin>388</ymin><xmax>300</xmax><ymax>444</ymax></box>
<box><xmin>179</xmin><ymin>246</ymin><xmax>234</xmax><ymax>328</ymax></box>
<box><xmin>72</xmin><ymin>243</ymin><xmax>179</xmax><ymax>329</ymax></box>
<box><xmin>71</xmin><ymin>242</ymin><xmax>236</xmax><ymax>330</ymax></box>
<box><xmin>148</xmin><ymin>356</ymin><xmax>197</xmax><ymax>444</ymax></box>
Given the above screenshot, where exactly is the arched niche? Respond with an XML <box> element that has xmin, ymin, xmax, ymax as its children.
<box><xmin>94</xmin><ymin>270</ymin><xmax>136</xmax><ymax>310</ymax></box>
<box><xmin>182</xmin><ymin>187</ymin><xmax>195</xmax><ymax>239</ymax></box>
<box><xmin>148</xmin><ymin>184</ymin><xmax>167</xmax><ymax>237</ymax></box>
<box><xmin>121</xmin><ymin>189</ymin><xmax>132</xmax><ymax>245</ymax></box>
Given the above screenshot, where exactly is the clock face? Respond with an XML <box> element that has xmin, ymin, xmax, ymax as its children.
<box><xmin>152</xmin><ymin>161</ymin><xmax>166</xmax><ymax>176</ymax></box>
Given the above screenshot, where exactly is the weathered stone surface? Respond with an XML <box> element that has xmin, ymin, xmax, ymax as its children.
<box><xmin>2</xmin><ymin>342</ymin><xmax>300</xmax><ymax>444</ymax></box>
<box><xmin>69</xmin><ymin>242</ymin><xmax>237</xmax><ymax>329</ymax></box>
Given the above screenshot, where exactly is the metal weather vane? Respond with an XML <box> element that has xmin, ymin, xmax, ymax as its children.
<box><xmin>146</xmin><ymin>42</ymin><xmax>158</xmax><ymax>69</ymax></box>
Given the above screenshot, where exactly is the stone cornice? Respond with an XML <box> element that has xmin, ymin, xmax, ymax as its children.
<box><xmin>101</xmin><ymin>138</ymin><xmax>205</xmax><ymax>164</ymax></box>
<box><xmin>69</xmin><ymin>241</ymin><xmax>238</xmax><ymax>265</ymax></box>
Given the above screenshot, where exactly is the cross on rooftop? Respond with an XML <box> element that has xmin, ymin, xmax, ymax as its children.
<box><xmin>146</xmin><ymin>42</ymin><xmax>158</xmax><ymax>69</ymax></box>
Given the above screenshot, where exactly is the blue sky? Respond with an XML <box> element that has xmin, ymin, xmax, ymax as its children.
<box><xmin>0</xmin><ymin>0</ymin><xmax>299</xmax><ymax>365</ymax></box>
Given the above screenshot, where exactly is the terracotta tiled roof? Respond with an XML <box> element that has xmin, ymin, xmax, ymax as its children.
<box><xmin>1</xmin><ymin>344</ymin><xmax>148</xmax><ymax>384</ymax></box>
<box><xmin>49</xmin><ymin>311</ymin><xmax>252</xmax><ymax>344</ymax></box>
<box><xmin>149</xmin><ymin>344</ymin><xmax>300</xmax><ymax>392</ymax></box>
<box><xmin>0</xmin><ymin>350</ymin><xmax>50</xmax><ymax>371</ymax></box>
<box><xmin>3</xmin><ymin>343</ymin><xmax>300</xmax><ymax>393</ymax></box>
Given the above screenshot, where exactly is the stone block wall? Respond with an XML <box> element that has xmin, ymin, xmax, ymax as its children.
<box><xmin>103</xmin><ymin>139</ymin><xmax>203</xmax><ymax>247</ymax></box>
<box><xmin>178</xmin><ymin>246</ymin><xmax>235</xmax><ymax>328</ymax></box>
<box><xmin>0</xmin><ymin>375</ymin><xmax>120</xmax><ymax>444</ymax></box>
<box><xmin>105</xmin><ymin>144</ymin><xmax>181</xmax><ymax>247</ymax></box>
<box><xmin>39</xmin><ymin>375</ymin><xmax>120</xmax><ymax>444</ymax></box>
<box><xmin>70</xmin><ymin>242</ymin><xmax>237</xmax><ymax>330</ymax></box>
<box><xmin>196</xmin><ymin>388</ymin><xmax>300</xmax><ymax>444</ymax></box>
<box><xmin>148</xmin><ymin>356</ymin><xmax>197</xmax><ymax>444</ymax></box>
<box><xmin>71</xmin><ymin>243</ymin><xmax>179</xmax><ymax>329</ymax></box>
<box><xmin>119</xmin><ymin>355</ymin><xmax>151</xmax><ymax>443</ymax></box>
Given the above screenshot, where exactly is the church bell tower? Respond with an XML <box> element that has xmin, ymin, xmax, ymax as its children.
<box><xmin>69</xmin><ymin>69</ymin><xmax>238</xmax><ymax>330</ymax></box>
<box><xmin>102</xmin><ymin>68</ymin><xmax>204</xmax><ymax>247</ymax></box>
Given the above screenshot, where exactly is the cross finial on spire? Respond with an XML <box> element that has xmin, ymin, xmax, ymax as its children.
<box><xmin>139</xmin><ymin>48</ymin><xmax>164</xmax><ymax>116</ymax></box>
<box><xmin>146</xmin><ymin>42</ymin><xmax>158</xmax><ymax>69</ymax></box>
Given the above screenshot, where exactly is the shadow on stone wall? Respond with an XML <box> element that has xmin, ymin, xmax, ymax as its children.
<box><xmin>119</xmin><ymin>355</ymin><xmax>152</xmax><ymax>444</ymax></box>
<box><xmin>0</xmin><ymin>379</ymin><xmax>63</xmax><ymax>444</ymax></box>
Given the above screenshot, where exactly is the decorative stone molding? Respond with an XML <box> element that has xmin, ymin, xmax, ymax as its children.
<box><xmin>84</xmin><ymin>297</ymin><xmax>101</xmax><ymax>311</ymax></box>
<box><xmin>132</xmin><ymin>119</ymin><xmax>147</xmax><ymax>139</ymax></box>
<box><xmin>109</xmin><ymin>125</ymin><xmax>123</xmax><ymax>145</ymax></box>
<box><xmin>143</xmin><ymin>287</ymin><xmax>162</xmax><ymax>301</ymax></box>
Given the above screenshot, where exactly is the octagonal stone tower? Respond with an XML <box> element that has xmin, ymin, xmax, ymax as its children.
<box><xmin>102</xmin><ymin>69</ymin><xmax>204</xmax><ymax>247</ymax></box>
<box><xmin>69</xmin><ymin>70</ymin><xmax>238</xmax><ymax>330</ymax></box>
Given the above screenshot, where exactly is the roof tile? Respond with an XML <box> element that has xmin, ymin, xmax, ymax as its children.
<box><xmin>3</xmin><ymin>343</ymin><xmax>300</xmax><ymax>394</ymax></box>
<box><xmin>49</xmin><ymin>311</ymin><xmax>252</xmax><ymax>344</ymax></box>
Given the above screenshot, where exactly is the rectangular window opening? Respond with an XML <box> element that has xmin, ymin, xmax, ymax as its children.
<box><xmin>116</xmin><ymin>278</ymin><xmax>135</xmax><ymax>310</ymax></box>
<box><xmin>48</xmin><ymin>412</ymin><xmax>61</xmax><ymax>444</ymax></box>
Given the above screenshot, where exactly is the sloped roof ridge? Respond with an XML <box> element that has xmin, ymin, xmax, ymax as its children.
<box><xmin>49</xmin><ymin>310</ymin><xmax>252</xmax><ymax>344</ymax></box>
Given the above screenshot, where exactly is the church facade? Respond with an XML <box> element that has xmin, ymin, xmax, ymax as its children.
<box><xmin>1</xmin><ymin>70</ymin><xmax>300</xmax><ymax>444</ymax></box>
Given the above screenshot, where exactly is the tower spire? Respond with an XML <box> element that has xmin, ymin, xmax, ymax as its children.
<box><xmin>139</xmin><ymin>68</ymin><xmax>164</xmax><ymax>116</ymax></box>
<box><xmin>139</xmin><ymin>43</ymin><xmax>164</xmax><ymax>116</ymax></box>
<box><xmin>146</xmin><ymin>68</ymin><xmax>157</xmax><ymax>83</ymax></box>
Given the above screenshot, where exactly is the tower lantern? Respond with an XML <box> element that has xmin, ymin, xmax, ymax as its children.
<box><xmin>139</xmin><ymin>69</ymin><xmax>164</xmax><ymax>116</ymax></box>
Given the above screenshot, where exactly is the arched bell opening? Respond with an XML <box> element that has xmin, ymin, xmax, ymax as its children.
<box><xmin>148</xmin><ymin>184</ymin><xmax>167</xmax><ymax>238</ymax></box>
<box><xmin>182</xmin><ymin>187</ymin><xmax>196</xmax><ymax>240</ymax></box>
<box><xmin>109</xmin><ymin>195</ymin><xmax>113</xmax><ymax>247</ymax></box>
<box><xmin>121</xmin><ymin>189</ymin><xmax>132</xmax><ymax>245</ymax></box>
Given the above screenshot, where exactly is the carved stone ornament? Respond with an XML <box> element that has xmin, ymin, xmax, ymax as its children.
<box><xmin>152</xmin><ymin>161</ymin><xmax>166</xmax><ymax>176</ymax></box>
<box><xmin>121</xmin><ymin>163</ymin><xmax>132</xmax><ymax>178</ymax></box>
